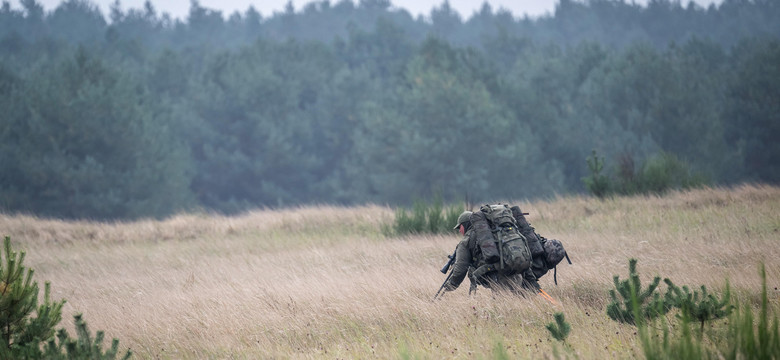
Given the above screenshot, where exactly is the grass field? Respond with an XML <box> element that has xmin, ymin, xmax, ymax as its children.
<box><xmin>2</xmin><ymin>184</ymin><xmax>779</xmax><ymax>359</ymax></box>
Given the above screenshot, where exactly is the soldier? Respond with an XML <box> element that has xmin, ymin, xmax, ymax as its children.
<box><xmin>442</xmin><ymin>210</ymin><xmax>477</xmax><ymax>292</ymax></box>
<box><xmin>442</xmin><ymin>206</ymin><xmax>568</xmax><ymax>295</ymax></box>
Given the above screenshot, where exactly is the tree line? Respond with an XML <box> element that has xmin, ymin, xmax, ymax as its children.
<box><xmin>0</xmin><ymin>0</ymin><xmax>778</xmax><ymax>219</ymax></box>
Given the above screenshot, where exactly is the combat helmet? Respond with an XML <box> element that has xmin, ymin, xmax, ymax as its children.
<box><xmin>452</xmin><ymin>211</ymin><xmax>473</xmax><ymax>230</ymax></box>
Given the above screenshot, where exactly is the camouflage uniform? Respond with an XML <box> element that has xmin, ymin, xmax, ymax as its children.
<box><xmin>444</xmin><ymin>209</ymin><xmax>542</xmax><ymax>294</ymax></box>
<box><xmin>443</xmin><ymin>227</ymin><xmax>477</xmax><ymax>291</ymax></box>
<box><xmin>444</xmin><ymin>207</ymin><xmax>565</xmax><ymax>293</ymax></box>
<box><xmin>444</xmin><ymin>211</ymin><xmax>476</xmax><ymax>291</ymax></box>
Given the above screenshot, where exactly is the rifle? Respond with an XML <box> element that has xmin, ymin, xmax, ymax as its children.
<box><xmin>433</xmin><ymin>249</ymin><xmax>457</xmax><ymax>300</ymax></box>
<box><xmin>440</xmin><ymin>249</ymin><xmax>457</xmax><ymax>274</ymax></box>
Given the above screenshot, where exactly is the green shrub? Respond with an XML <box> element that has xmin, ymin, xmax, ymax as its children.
<box><xmin>392</xmin><ymin>204</ymin><xmax>425</xmax><ymax>235</ymax></box>
<box><xmin>546</xmin><ymin>312</ymin><xmax>571</xmax><ymax>342</ymax></box>
<box><xmin>0</xmin><ymin>236</ymin><xmax>131</xmax><ymax>359</ymax></box>
<box><xmin>606</xmin><ymin>258</ymin><xmax>670</xmax><ymax>325</ymax></box>
<box><xmin>0</xmin><ymin>236</ymin><xmax>65</xmax><ymax>357</ymax></box>
<box><xmin>583</xmin><ymin>151</ymin><xmax>709</xmax><ymax>198</ymax></box>
<box><xmin>582</xmin><ymin>150</ymin><xmax>610</xmax><ymax>199</ymax></box>
<box><xmin>631</xmin><ymin>263</ymin><xmax>779</xmax><ymax>360</ymax></box>
<box><xmin>42</xmin><ymin>314</ymin><xmax>132</xmax><ymax>359</ymax></box>
<box><xmin>634</xmin><ymin>152</ymin><xmax>708</xmax><ymax>195</ymax></box>
<box><xmin>664</xmin><ymin>279</ymin><xmax>733</xmax><ymax>333</ymax></box>
<box><xmin>390</xmin><ymin>197</ymin><xmax>464</xmax><ymax>236</ymax></box>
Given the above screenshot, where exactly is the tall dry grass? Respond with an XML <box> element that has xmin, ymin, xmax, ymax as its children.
<box><xmin>2</xmin><ymin>185</ymin><xmax>779</xmax><ymax>359</ymax></box>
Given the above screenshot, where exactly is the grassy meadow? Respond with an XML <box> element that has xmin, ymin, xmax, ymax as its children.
<box><xmin>2</xmin><ymin>184</ymin><xmax>779</xmax><ymax>359</ymax></box>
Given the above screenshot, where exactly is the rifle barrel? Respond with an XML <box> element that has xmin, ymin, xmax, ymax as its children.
<box><xmin>434</xmin><ymin>270</ymin><xmax>454</xmax><ymax>300</ymax></box>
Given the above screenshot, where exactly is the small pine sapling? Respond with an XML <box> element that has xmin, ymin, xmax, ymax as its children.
<box><xmin>606</xmin><ymin>258</ymin><xmax>671</xmax><ymax>325</ymax></box>
<box><xmin>0</xmin><ymin>236</ymin><xmax>65</xmax><ymax>358</ymax></box>
<box><xmin>0</xmin><ymin>236</ymin><xmax>132</xmax><ymax>359</ymax></box>
<box><xmin>583</xmin><ymin>149</ymin><xmax>610</xmax><ymax>198</ymax></box>
<box><xmin>546</xmin><ymin>312</ymin><xmax>571</xmax><ymax>342</ymax></box>
<box><xmin>664</xmin><ymin>278</ymin><xmax>733</xmax><ymax>333</ymax></box>
<box><xmin>41</xmin><ymin>313</ymin><xmax>132</xmax><ymax>360</ymax></box>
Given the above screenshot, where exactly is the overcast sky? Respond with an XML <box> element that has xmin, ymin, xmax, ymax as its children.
<box><xmin>29</xmin><ymin>0</ymin><xmax>723</xmax><ymax>21</ymax></box>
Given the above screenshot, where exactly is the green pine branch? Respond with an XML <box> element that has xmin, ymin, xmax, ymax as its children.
<box><xmin>664</xmin><ymin>278</ymin><xmax>733</xmax><ymax>333</ymax></box>
<box><xmin>546</xmin><ymin>312</ymin><xmax>571</xmax><ymax>342</ymax></box>
<box><xmin>0</xmin><ymin>236</ymin><xmax>65</xmax><ymax>356</ymax></box>
<box><xmin>606</xmin><ymin>258</ymin><xmax>671</xmax><ymax>325</ymax></box>
<box><xmin>0</xmin><ymin>236</ymin><xmax>131</xmax><ymax>359</ymax></box>
<box><xmin>42</xmin><ymin>314</ymin><xmax>132</xmax><ymax>360</ymax></box>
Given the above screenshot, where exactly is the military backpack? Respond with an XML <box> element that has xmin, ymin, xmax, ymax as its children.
<box><xmin>470</xmin><ymin>204</ymin><xmax>533</xmax><ymax>276</ymax></box>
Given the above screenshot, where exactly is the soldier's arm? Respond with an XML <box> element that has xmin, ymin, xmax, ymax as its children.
<box><xmin>522</xmin><ymin>268</ymin><xmax>541</xmax><ymax>291</ymax></box>
<box><xmin>530</xmin><ymin>255</ymin><xmax>549</xmax><ymax>280</ymax></box>
<box><xmin>444</xmin><ymin>238</ymin><xmax>472</xmax><ymax>291</ymax></box>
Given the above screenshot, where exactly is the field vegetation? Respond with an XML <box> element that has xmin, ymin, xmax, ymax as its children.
<box><xmin>2</xmin><ymin>184</ymin><xmax>779</xmax><ymax>358</ymax></box>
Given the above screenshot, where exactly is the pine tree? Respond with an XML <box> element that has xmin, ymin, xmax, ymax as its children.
<box><xmin>606</xmin><ymin>258</ymin><xmax>670</xmax><ymax>325</ymax></box>
<box><xmin>0</xmin><ymin>236</ymin><xmax>65</xmax><ymax>357</ymax></box>
<box><xmin>664</xmin><ymin>279</ymin><xmax>733</xmax><ymax>333</ymax></box>
<box><xmin>0</xmin><ymin>236</ymin><xmax>131</xmax><ymax>359</ymax></box>
<box><xmin>546</xmin><ymin>312</ymin><xmax>571</xmax><ymax>342</ymax></box>
<box><xmin>583</xmin><ymin>149</ymin><xmax>610</xmax><ymax>198</ymax></box>
<box><xmin>41</xmin><ymin>314</ymin><xmax>132</xmax><ymax>360</ymax></box>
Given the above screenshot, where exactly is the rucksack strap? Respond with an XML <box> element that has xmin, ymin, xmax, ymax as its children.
<box><xmin>553</xmin><ymin>252</ymin><xmax>573</xmax><ymax>286</ymax></box>
<box><xmin>498</xmin><ymin>237</ymin><xmax>506</xmax><ymax>270</ymax></box>
<box><xmin>468</xmin><ymin>266</ymin><xmax>477</xmax><ymax>295</ymax></box>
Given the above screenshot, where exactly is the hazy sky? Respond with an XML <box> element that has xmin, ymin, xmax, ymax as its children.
<box><xmin>30</xmin><ymin>0</ymin><xmax>722</xmax><ymax>21</ymax></box>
